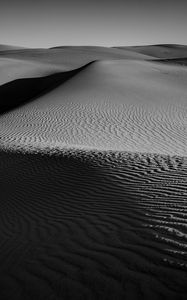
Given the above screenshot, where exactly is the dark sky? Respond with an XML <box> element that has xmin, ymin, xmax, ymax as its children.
<box><xmin>1</xmin><ymin>0</ymin><xmax>187</xmax><ymax>48</ymax></box>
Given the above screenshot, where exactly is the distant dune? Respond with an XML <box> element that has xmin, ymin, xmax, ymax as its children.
<box><xmin>115</xmin><ymin>44</ymin><xmax>187</xmax><ymax>59</ymax></box>
<box><xmin>0</xmin><ymin>44</ymin><xmax>26</xmax><ymax>51</ymax></box>
<box><xmin>0</xmin><ymin>45</ymin><xmax>187</xmax><ymax>300</ymax></box>
<box><xmin>0</xmin><ymin>45</ymin><xmax>154</xmax><ymax>71</ymax></box>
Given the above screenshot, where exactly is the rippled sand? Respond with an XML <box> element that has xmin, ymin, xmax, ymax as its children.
<box><xmin>1</xmin><ymin>59</ymin><xmax>187</xmax><ymax>155</ymax></box>
<box><xmin>0</xmin><ymin>45</ymin><xmax>187</xmax><ymax>300</ymax></box>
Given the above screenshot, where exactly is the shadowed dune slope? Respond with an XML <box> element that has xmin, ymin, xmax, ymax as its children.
<box><xmin>153</xmin><ymin>57</ymin><xmax>187</xmax><ymax>66</ymax></box>
<box><xmin>0</xmin><ymin>62</ymin><xmax>94</xmax><ymax>113</ymax></box>
<box><xmin>1</xmin><ymin>59</ymin><xmax>187</xmax><ymax>155</ymax></box>
<box><xmin>0</xmin><ymin>57</ymin><xmax>67</xmax><ymax>85</ymax></box>
<box><xmin>0</xmin><ymin>46</ymin><xmax>154</xmax><ymax>88</ymax></box>
<box><xmin>115</xmin><ymin>44</ymin><xmax>187</xmax><ymax>59</ymax></box>
<box><xmin>0</xmin><ymin>150</ymin><xmax>187</xmax><ymax>300</ymax></box>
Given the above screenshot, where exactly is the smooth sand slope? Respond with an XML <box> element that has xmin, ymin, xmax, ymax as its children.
<box><xmin>116</xmin><ymin>44</ymin><xmax>187</xmax><ymax>59</ymax></box>
<box><xmin>0</xmin><ymin>45</ymin><xmax>187</xmax><ymax>300</ymax></box>
<box><xmin>0</xmin><ymin>44</ymin><xmax>26</xmax><ymax>51</ymax></box>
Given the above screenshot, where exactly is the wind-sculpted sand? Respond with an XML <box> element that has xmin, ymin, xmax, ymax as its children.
<box><xmin>0</xmin><ymin>45</ymin><xmax>187</xmax><ymax>300</ymax></box>
<box><xmin>0</xmin><ymin>62</ymin><xmax>94</xmax><ymax>113</ymax></box>
<box><xmin>0</xmin><ymin>150</ymin><xmax>187</xmax><ymax>300</ymax></box>
<box><xmin>1</xmin><ymin>59</ymin><xmax>187</xmax><ymax>155</ymax></box>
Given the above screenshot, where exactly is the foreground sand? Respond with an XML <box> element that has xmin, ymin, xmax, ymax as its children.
<box><xmin>0</xmin><ymin>45</ymin><xmax>187</xmax><ymax>299</ymax></box>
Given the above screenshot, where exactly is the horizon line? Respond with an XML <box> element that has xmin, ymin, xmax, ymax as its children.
<box><xmin>1</xmin><ymin>43</ymin><xmax>187</xmax><ymax>50</ymax></box>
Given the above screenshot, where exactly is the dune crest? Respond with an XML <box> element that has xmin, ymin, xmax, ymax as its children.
<box><xmin>0</xmin><ymin>59</ymin><xmax>187</xmax><ymax>156</ymax></box>
<box><xmin>0</xmin><ymin>62</ymin><xmax>94</xmax><ymax>113</ymax></box>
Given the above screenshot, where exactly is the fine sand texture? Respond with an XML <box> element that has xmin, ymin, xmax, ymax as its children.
<box><xmin>0</xmin><ymin>45</ymin><xmax>187</xmax><ymax>300</ymax></box>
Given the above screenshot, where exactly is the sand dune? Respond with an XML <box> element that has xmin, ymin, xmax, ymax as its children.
<box><xmin>0</xmin><ymin>45</ymin><xmax>187</xmax><ymax>300</ymax></box>
<box><xmin>0</xmin><ymin>46</ymin><xmax>154</xmax><ymax>86</ymax></box>
<box><xmin>0</xmin><ymin>46</ymin><xmax>154</xmax><ymax>71</ymax></box>
<box><xmin>0</xmin><ymin>57</ymin><xmax>66</xmax><ymax>85</ymax></box>
<box><xmin>1</xmin><ymin>59</ymin><xmax>186</xmax><ymax>155</ymax></box>
<box><xmin>154</xmin><ymin>57</ymin><xmax>187</xmax><ymax>66</ymax></box>
<box><xmin>116</xmin><ymin>44</ymin><xmax>187</xmax><ymax>59</ymax></box>
<box><xmin>0</xmin><ymin>62</ymin><xmax>93</xmax><ymax>113</ymax></box>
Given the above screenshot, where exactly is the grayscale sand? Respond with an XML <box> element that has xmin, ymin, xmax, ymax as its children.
<box><xmin>0</xmin><ymin>45</ymin><xmax>187</xmax><ymax>300</ymax></box>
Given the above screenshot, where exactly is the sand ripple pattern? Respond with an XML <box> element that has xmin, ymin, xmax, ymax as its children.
<box><xmin>0</xmin><ymin>56</ymin><xmax>187</xmax><ymax>299</ymax></box>
<box><xmin>0</xmin><ymin>101</ymin><xmax>186</xmax><ymax>156</ymax></box>
<box><xmin>0</xmin><ymin>60</ymin><xmax>187</xmax><ymax>156</ymax></box>
<box><xmin>0</xmin><ymin>150</ymin><xmax>187</xmax><ymax>299</ymax></box>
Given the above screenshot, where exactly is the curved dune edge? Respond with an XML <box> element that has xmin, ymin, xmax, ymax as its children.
<box><xmin>0</xmin><ymin>57</ymin><xmax>70</xmax><ymax>86</ymax></box>
<box><xmin>0</xmin><ymin>61</ymin><xmax>95</xmax><ymax>113</ymax></box>
<box><xmin>1</xmin><ymin>59</ymin><xmax>186</xmax><ymax>157</ymax></box>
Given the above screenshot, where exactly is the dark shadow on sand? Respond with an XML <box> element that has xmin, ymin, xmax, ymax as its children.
<box><xmin>0</xmin><ymin>61</ymin><xmax>94</xmax><ymax>114</ymax></box>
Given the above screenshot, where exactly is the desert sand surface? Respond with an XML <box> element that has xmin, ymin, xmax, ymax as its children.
<box><xmin>0</xmin><ymin>45</ymin><xmax>187</xmax><ymax>300</ymax></box>
<box><xmin>116</xmin><ymin>44</ymin><xmax>187</xmax><ymax>59</ymax></box>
